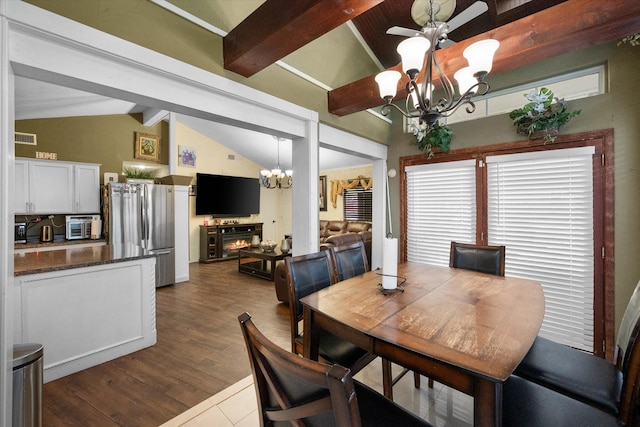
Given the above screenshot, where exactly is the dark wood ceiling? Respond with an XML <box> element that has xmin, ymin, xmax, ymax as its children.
<box><xmin>224</xmin><ymin>0</ymin><xmax>640</xmax><ymax>116</ymax></box>
<box><xmin>349</xmin><ymin>0</ymin><xmax>568</xmax><ymax>69</ymax></box>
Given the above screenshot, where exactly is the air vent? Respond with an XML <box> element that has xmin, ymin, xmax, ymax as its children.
<box><xmin>15</xmin><ymin>132</ymin><xmax>37</xmax><ymax>145</ymax></box>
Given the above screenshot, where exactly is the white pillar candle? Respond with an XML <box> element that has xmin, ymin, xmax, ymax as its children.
<box><xmin>382</xmin><ymin>237</ymin><xmax>398</xmax><ymax>289</ymax></box>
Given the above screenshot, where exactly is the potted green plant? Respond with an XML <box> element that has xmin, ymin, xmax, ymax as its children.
<box><xmin>123</xmin><ymin>167</ymin><xmax>158</xmax><ymax>183</ymax></box>
<box><xmin>509</xmin><ymin>87</ymin><xmax>581</xmax><ymax>142</ymax></box>
<box><xmin>618</xmin><ymin>33</ymin><xmax>640</xmax><ymax>46</ymax></box>
<box><xmin>411</xmin><ymin>121</ymin><xmax>453</xmax><ymax>159</ymax></box>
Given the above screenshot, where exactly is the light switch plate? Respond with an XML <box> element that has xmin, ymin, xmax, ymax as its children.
<box><xmin>104</xmin><ymin>172</ymin><xmax>119</xmax><ymax>183</ymax></box>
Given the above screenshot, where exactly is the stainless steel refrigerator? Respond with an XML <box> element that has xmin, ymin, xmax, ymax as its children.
<box><xmin>106</xmin><ymin>182</ymin><xmax>175</xmax><ymax>287</ymax></box>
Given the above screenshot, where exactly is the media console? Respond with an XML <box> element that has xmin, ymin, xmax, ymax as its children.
<box><xmin>199</xmin><ymin>222</ymin><xmax>263</xmax><ymax>262</ymax></box>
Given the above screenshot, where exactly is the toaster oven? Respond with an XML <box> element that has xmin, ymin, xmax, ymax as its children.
<box><xmin>66</xmin><ymin>215</ymin><xmax>100</xmax><ymax>240</ymax></box>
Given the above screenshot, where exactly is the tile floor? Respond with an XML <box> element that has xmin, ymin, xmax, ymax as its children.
<box><xmin>160</xmin><ymin>358</ymin><xmax>473</xmax><ymax>427</ymax></box>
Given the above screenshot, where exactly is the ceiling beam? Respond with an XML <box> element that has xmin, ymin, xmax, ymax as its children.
<box><xmin>223</xmin><ymin>0</ymin><xmax>384</xmax><ymax>77</ymax></box>
<box><xmin>328</xmin><ymin>0</ymin><xmax>640</xmax><ymax>116</ymax></box>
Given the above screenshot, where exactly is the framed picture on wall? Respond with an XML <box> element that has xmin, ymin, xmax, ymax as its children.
<box><xmin>134</xmin><ymin>132</ymin><xmax>160</xmax><ymax>162</ymax></box>
<box><xmin>178</xmin><ymin>145</ymin><xmax>196</xmax><ymax>167</ymax></box>
<box><xmin>319</xmin><ymin>175</ymin><xmax>327</xmax><ymax>211</ymax></box>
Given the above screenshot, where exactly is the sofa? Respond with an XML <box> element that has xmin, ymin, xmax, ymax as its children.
<box><xmin>319</xmin><ymin>220</ymin><xmax>371</xmax><ymax>243</ymax></box>
<box><xmin>274</xmin><ymin>220</ymin><xmax>372</xmax><ymax>304</ymax></box>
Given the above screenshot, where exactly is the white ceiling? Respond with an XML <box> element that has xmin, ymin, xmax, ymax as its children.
<box><xmin>14</xmin><ymin>76</ymin><xmax>371</xmax><ymax>172</ymax></box>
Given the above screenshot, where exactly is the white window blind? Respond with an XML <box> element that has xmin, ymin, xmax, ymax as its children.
<box><xmin>486</xmin><ymin>146</ymin><xmax>596</xmax><ymax>352</ymax></box>
<box><xmin>406</xmin><ymin>160</ymin><xmax>476</xmax><ymax>266</ymax></box>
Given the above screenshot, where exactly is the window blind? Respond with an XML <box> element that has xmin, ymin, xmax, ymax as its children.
<box><xmin>343</xmin><ymin>188</ymin><xmax>372</xmax><ymax>221</ymax></box>
<box><xmin>405</xmin><ymin>160</ymin><xmax>476</xmax><ymax>266</ymax></box>
<box><xmin>486</xmin><ymin>146</ymin><xmax>596</xmax><ymax>352</ymax></box>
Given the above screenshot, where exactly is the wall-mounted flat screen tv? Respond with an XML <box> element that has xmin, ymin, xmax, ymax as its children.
<box><xmin>195</xmin><ymin>173</ymin><xmax>260</xmax><ymax>217</ymax></box>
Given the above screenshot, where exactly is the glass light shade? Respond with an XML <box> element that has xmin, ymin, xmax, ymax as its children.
<box><xmin>260</xmin><ymin>169</ymin><xmax>271</xmax><ymax>177</ymax></box>
<box><xmin>285</xmin><ymin>170</ymin><xmax>293</xmax><ymax>177</ymax></box>
<box><xmin>463</xmin><ymin>39</ymin><xmax>499</xmax><ymax>75</ymax></box>
<box><xmin>271</xmin><ymin>168</ymin><xmax>281</xmax><ymax>176</ymax></box>
<box><xmin>397</xmin><ymin>37</ymin><xmax>430</xmax><ymax>74</ymax></box>
<box><xmin>375</xmin><ymin>70</ymin><xmax>401</xmax><ymax>99</ymax></box>
<box><xmin>410</xmin><ymin>83</ymin><xmax>434</xmax><ymax>109</ymax></box>
<box><xmin>454</xmin><ymin>67</ymin><xmax>477</xmax><ymax>95</ymax></box>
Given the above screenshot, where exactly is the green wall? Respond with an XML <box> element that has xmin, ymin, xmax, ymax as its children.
<box><xmin>387</xmin><ymin>41</ymin><xmax>640</xmax><ymax>332</ymax></box>
<box><xmin>23</xmin><ymin>0</ymin><xmax>390</xmax><ymax>144</ymax></box>
<box><xmin>19</xmin><ymin>1</ymin><xmax>640</xmax><ymax>333</ymax></box>
<box><xmin>15</xmin><ymin>114</ymin><xmax>168</xmax><ymax>182</ymax></box>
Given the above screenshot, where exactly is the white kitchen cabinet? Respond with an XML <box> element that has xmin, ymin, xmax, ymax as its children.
<box><xmin>14</xmin><ymin>257</ymin><xmax>157</xmax><ymax>382</ymax></box>
<box><xmin>14</xmin><ymin>159</ymin><xmax>30</xmax><ymax>215</ymax></box>
<box><xmin>14</xmin><ymin>158</ymin><xmax>100</xmax><ymax>214</ymax></box>
<box><xmin>74</xmin><ymin>163</ymin><xmax>101</xmax><ymax>213</ymax></box>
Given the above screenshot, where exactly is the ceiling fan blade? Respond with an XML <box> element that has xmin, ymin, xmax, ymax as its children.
<box><xmin>386</xmin><ymin>26</ymin><xmax>422</xmax><ymax>37</ymax></box>
<box><xmin>439</xmin><ymin>39</ymin><xmax>455</xmax><ymax>48</ymax></box>
<box><xmin>447</xmin><ymin>1</ymin><xmax>488</xmax><ymax>32</ymax></box>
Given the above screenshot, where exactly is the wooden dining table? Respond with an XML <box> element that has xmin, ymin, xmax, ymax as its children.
<box><xmin>301</xmin><ymin>262</ymin><xmax>545</xmax><ymax>427</ymax></box>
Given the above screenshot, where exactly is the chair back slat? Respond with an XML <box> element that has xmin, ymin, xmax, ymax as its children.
<box><xmin>331</xmin><ymin>241</ymin><xmax>369</xmax><ymax>282</ymax></box>
<box><xmin>238</xmin><ymin>312</ymin><xmax>361</xmax><ymax>427</ymax></box>
<box><xmin>616</xmin><ymin>280</ymin><xmax>640</xmax><ymax>368</ymax></box>
<box><xmin>617</xmin><ymin>280</ymin><xmax>640</xmax><ymax>424</ymax></box>
<box><xmin>449</xmin><ymin>241</ymin><xmax>506</xmax><ymax>276</ymax></box>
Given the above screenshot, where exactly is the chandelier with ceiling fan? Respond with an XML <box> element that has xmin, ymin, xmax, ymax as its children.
<box><xmin>374</xmin><ymin>0</ymin><xmax>500</xmax><ymax>129</ymax></box>
<box><xmin>260</xmin><ymin>137</ymin><xmax>292</xmax><ymax>189</ymax></box>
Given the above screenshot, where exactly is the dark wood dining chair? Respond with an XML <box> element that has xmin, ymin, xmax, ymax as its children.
<box><xmin>329</xmin><ymin>241</ymin><xmax>421</xmax><ymax>400</ymax></box>
<box><xmin>330</xmin><ymin>240</ymin><xmax>369</xmax><ymax>281</ymax></box>
<box><xmin>284</xmin><ymin>250</ymin><xmax>375</xmax><ymax>375</ymax></box>
<box><xmin>438</xmin><ymin>241</ymin><xmax>507</xmax><ymax>390</ymax></box>
<box><xmin>449</xmin><ymin>241</ymin><xmax>506</xmax><ymax>276</ymax></box>
<box><xmin>238</xmin><ymin>312</ymin><xmax>433</xmax><ymax>427</ymax></box>
<box><xmin>512</xmin><ymin>279</ymin><xmax>640</xmax><ymax>425</ymax></box>
<box><xmin>502</xmin><ymin>375</ymin><xmax>622</xmax><ymax>427</ymax></box>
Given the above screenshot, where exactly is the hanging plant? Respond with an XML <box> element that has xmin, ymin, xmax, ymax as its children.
<box><xmin>509</xmin><ymin>87</ymin><xmax>580</xmax><ymax>142</ymax></box>
<box><xmin>618</xmin><ymin>33</ymin><xmax>640</xmax><ymax>47</ymax></box>
<box><xmin>411</xmin><ymin>121</ymin><xmax>453</xmax><ymax>159</ymax></box>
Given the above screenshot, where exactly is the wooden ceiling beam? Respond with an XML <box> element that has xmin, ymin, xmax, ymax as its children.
<box><xmin>328</xmin><ymin>0</ymin><xmax>640</xmax><ymax>116</ymax></box>
<box><xmin>223</xmin><ymin>0</ymin><xmax>384</xmax><ymax>77</ymax></box>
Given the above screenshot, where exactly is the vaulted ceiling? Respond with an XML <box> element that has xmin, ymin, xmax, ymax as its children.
<box><xmin>223</xmin><ymin>0</ymin><xmax>640</xmax><ymax>116</ymax></box>
<box><xmin>15</xmin><ymin>0</ymin><xmax>640</xmax><ymax>172</ymax></box>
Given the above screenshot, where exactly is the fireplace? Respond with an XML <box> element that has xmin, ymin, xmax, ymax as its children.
<box><xmin>222</xmin><ymin>233</ymin><xmax>252</xmax><ymax>258</ymax></box>
<box><xmin>199</xmin><ymin>223</ymin><xmax>263</xmax><ymax>263</ymax></box>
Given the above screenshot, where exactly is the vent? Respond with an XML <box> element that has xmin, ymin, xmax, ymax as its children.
<box><xmin>15</xmin><ymin>132</ymin><xmax>37</xmax><ymax>145</ymax></box>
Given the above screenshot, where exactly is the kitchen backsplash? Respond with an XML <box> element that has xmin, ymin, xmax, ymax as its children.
<box><xmin>15</xmin><ymin>214</ymin><xmax>70</xmax><ymax>241</ymax></box>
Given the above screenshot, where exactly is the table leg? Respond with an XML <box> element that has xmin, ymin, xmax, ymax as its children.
<box><xmin>268</xmin><ymin>259</ymin><xmax>274</xmax><ymax>281</ymax></box>
<box><xmin>382</xmin><ymin>358</ymin><xmax>394</xmax><ymax>400</ymax></box>
<box><xmin>474</xmin><ymin>378</ymin><xmax>502</xmax><ymax>427</ymax></box>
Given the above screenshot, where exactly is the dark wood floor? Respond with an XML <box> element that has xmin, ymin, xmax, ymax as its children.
<box><xmin>42</xmin><ymin>261</ymin><xmax>291</xmax><ymax>426</ymax></box>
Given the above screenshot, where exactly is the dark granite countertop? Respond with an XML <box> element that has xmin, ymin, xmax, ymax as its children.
<box><xmin>14</xmin><ymin>244</ymin><xmax>155</xmax><ymax>276</ymax></box>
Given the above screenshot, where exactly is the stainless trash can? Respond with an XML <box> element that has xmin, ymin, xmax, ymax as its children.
<box><xmin>12</xmin><ymin>344</ymin><xmax>43</xmax><ymax>427</ymax></box>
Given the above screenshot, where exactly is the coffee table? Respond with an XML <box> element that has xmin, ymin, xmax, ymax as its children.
<box><xmin>238</xmin><ymin>247</ymin><xmax>291</xmax><ymax>281</ymax></box>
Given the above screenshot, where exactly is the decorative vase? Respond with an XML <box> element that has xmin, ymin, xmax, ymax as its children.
<box><xmin>280</xmin><ymin>238</ymin><xmax>290</xmax><ymax>253</ymax></box>
<box><xmin>251</xmin><ymin>235</ymin><xmax>261</xmax><ymax>248</ymax></box>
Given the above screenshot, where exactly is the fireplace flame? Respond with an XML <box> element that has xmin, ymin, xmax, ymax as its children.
<box><xmin>226</xmin><ymin>240</ymin><xmax>249</xmax><ymax>250</ymax></box>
